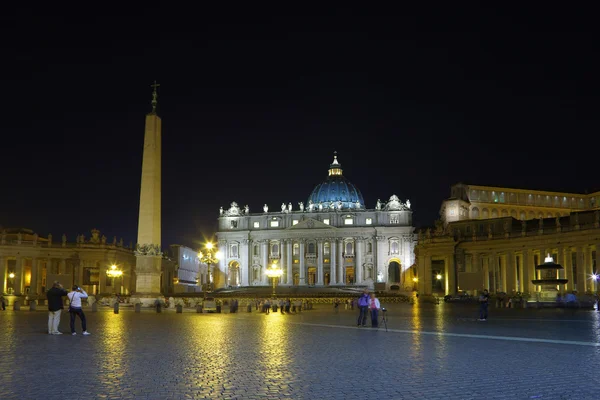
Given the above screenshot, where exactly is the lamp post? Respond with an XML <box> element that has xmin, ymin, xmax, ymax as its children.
<box><xmin>106</xmin><ymin>264</ymin><xmax>123</xmax><ymax>294</ymax></box>
<box><xmin>199</xmin><ymin>242</ymin><xmax>221</xmax><ymax>295</ymax></box>
<box><xmin>265</xmin><ymin>262</ymin><xmax>283</xmax><ymax>297</ymax></box>
<box><xmin>592</xmin><ymin>273</ymin><xmax>599</xmax><ymax>310</ymax></box>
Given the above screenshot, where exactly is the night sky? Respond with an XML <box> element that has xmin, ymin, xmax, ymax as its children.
<box><xmin>1</xmin><ymin>5</ymin><xmax>599</xmax><ymax>250</ymax></box>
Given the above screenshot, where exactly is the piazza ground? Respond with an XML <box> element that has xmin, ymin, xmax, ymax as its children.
<box><xmin>2</xmin><ymin>303</ymin><xmax>600</xmax><ymax>400</ymax></box>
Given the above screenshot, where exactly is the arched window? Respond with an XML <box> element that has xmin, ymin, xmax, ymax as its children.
<box><xmin>308</xmin><ymin>242</ymin><xmax>316</xmax><ymax>254</ymax></box>
<box><xmin>367</xmin><ymin>242</ymin><xmax>372</xmax><ymax>253</ymax></box>
<box><xmin>293</xmin><ymin>243</ymin><xmax>299</xmax><ymax>256</ymax></box>
<box><xmin>231</xmin><ymin>245</ymin><xmax>238</xmax><ymax>258</ymax></box>
<box><xmin>471</xmin><ymin>207</ymin><xmax>480</xmax><ymax>219</ymax></box>
<box><xmin>345</xmin><ymin>242</ymin><xmax>353</xmax><ymax>255</ymax></box>
<box><xmin>271</xmin><ymin>244</ymin><xmax>279</xmax><ymax>257</ymax></box>
<box><xmin>324</xmin><ymin>242</ymin><xmax>330</xmax><ymax>255</ymax></box>
<box><xmin>253</xmin><ymin>245</ymin><xmax>259</xmax><ymax>256</ymax></box>
<box><xmin>391</xmin><ymin>241</ymin><xmax>399</xmax><ymax>254</ymax></box>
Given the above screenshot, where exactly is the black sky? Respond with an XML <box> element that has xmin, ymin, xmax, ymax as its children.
<box><xmin>1</xmin><ymin>4</ymin><xmax>599</xmax><ymax>249</ymax></box>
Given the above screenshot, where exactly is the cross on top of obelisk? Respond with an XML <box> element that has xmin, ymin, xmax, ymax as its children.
<box><xmin>150</xmin><ymin>80</ymin><xmax>160</xmax><ymax>113</ymax></box>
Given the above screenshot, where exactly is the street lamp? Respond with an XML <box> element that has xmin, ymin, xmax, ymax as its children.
<box><xmin>106</xmin><ymin>264</ymin><xmax>123</xmax><ymax>294</ymax></box>
<box><xmin>265</xmin><ymin>262</ymin><xmax>283</xmax><ymax>297</ymax></box>
<box><xmin>199</xmin><ymin>242</ymin><xmax>221</xmax><ymax>292</ymax></box>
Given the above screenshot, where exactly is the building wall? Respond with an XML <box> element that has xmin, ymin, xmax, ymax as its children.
<box><xmin>0</xmin><ymin>229</ymin><xmax>136</xmax><ymax>298</ymax></box>
<box><xmin>441</xmin><ymin>183</ymin><xmax>600</xmax><ymax>225</ymax></box>
<box><xmin>215</xmin><ymin>200</ymin><xmax>416</xmax><ymax>290</ymax></box>
<box><xmin>416</xmin><ymin>209</ymin><xmax>600</xmax><ymax>296</ymax></box>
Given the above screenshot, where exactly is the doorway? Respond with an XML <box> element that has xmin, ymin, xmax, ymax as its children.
<box><xmin>345</xmin><ymin>267</ymin><xmax>355</xmax><ymax>285</ymax></box>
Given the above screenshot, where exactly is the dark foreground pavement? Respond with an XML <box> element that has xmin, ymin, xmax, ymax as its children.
<box><xmin>1</xmin><ymin>302</ymin><xmax>600</xmax><ymax>400</ymax></box>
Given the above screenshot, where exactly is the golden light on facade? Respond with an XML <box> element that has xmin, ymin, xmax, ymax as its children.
<box><xmin>436</xmin><ymin>274</ymin><xmax>442</xmax><ymax>280</ymax></box>
<box><xmin>265</xmin><ymin>262</ymin><xmax>283</xmax><ymax>296</ymax></box>
<box><xmin>413</xmin><ymin>277</ymin><xmax>418</xmax><ymax>282</ymax></box>
<box><xmin>106</xmin><ymin>264</ymin><xmax>123</xmax><ymax>278</ymax></box>
<box><xmin>8</xmin><ymin>272</ymin><xmax>15</xmax><ymax>279</ymax></box>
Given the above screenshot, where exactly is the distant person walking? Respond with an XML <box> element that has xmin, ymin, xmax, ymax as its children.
<box><xmin>47</xmin><ymin>281</ymin><xmax>68</xmax><ymax>334</ymax></box>
<box><xmin>68</xmin><ymin>285</ymin><xmax>91</xmax><ymax>336</ymax></box>
<box><xmin>357</xmin><ymin>290</ymin><xmax>370</xmax><ymax>327</ymax></box>
<box><xmin>369</xmin><ymin>293</ymin><xmax>381</xmax><ymax>328</ymax></box>
<box><xmin>478</xmin><ymin>289</ymin><xmax>489</xmax><ymax>321</ymax></box>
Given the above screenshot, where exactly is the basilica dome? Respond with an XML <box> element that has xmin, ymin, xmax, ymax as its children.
<box><xmin>306</xmin><ymin>154</ymin><xmax>365</xmax><ymax>210</ymax></box>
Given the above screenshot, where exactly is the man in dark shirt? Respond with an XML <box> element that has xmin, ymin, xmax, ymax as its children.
<box><xmin>478</xmin><ymin>289</ymin><xmax>490</xmax><ymax>321</ymax></box>
<box><xmin>357</xmin><ymin>289</ymin><xmax>370</xmax><ymax>326</ymax></box>
<box><xmin>47</xmin><ymin>281</ymin><xmax>68</xmax><ymax>334</ymax></box>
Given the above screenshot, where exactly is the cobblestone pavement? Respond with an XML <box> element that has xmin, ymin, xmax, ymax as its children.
<box><xmin>2</xmin><ymin>302</ymin><xmax>600</xmax><ymax>399</ymax></box>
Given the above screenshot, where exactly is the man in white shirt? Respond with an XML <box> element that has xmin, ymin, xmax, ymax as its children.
<box><xmin>68</xmin><ymin>285</ymin><xmax>91</xmax><ymax>336</ymax></box>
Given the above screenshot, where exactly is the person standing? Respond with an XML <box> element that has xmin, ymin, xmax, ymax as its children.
<box><xmin>357</xmin><ymin>289</ymin><xmax>370</xmax><ymax>327</ymax></box>
<box><xmin>47</xmin><ymin>281</ymin><xmax>68</xmax><ymax>334</ymax></box>
<box><xmin>478</xmin><ymin>289</ymin><xmax>489</xmax><ymax>321</ymax></box>
<box><xmin>369</xmin><ymin>293</ymin><xmax>381</xmax><ymax>328</ymax></box>
<box><xmin>68</xmin><ymin>285</ymin><xmax>91</xmax><ymax>335</ymax></box>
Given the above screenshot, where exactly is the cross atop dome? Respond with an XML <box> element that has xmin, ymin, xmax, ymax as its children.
<box><xmin>329</xmin><ymin>151</ymin><xmax>343</xmax><ymax>176</ymax></box>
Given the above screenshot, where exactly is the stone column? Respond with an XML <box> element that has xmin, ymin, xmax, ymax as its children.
<box><xmin>376</xmin><ymin>236</ymin><xmax>386</xmax><ymax>283</ymax></box>
<box><xmin>299</xmin><ymin>240</ymin><xmax>306</xmax><ymax>286</ymax></box>
<box><xmin>372</xmin><ymin>237</ymin><xmax>378</xmax><ymax>282</ymax></box>
<box><xmin>445</xmin><ymin>255</ymin><xmax>455</xmax><ymax>295</ymax></box>
<box><xmin>337</xmin><ymin>238</ymin><xmax>344</xmax><ymax>284</ymax></box>
<box><xmin>505</xmin><ymin>252</ymin><xmax>515</xmax><ymax>294</ymax></box>
<box><xmin>564</xmin><ymin>248</ymin><xmax>573</xmax><ymax>292</ymax></box>
<box><xmin>15</xmin><ymin>256</ymin><xmax>23</xmax><ymax>295</ymax></box>
<box><xmin>261</xmin><ymin>240</ymin><xmax>269</xmax><ymax>285</ymax></box>
<box><xmin>483</xmin><ymin>255</ymin><xmax>489</xmax><ymax>290</ymax></box>
<box><xmin>286</xmin><ymin>240</ymin><xmax>293</xmax><ymax>285</ymax></box>
<box><xmin>278</xmin><ymin>239</ymin><xmax>285</xmax><ymax>286</ymax></box>
<box><xmin>355</xmin><ymin>238</ymin><xmax>363</xmax><ymax>285</ymax></box>
<box><xmin>522</xmin><ymin>249</ymin><xmax>533</xmax><ymax>294</ymax></box>
<box><xmin>471</xmin><ymin>253</ymin><xmax>480</xmax><ymax>289</ymax></box>
<box><xmin>576</xmin><ymin>247</ymin><xmax>586</xmax><ymax>293</ymax></box>
<box><xmin>557</xmin><ymin>247</ymin><xmax>565</xmax><ymax>280</ymax></box>
<box><xmin>595</xmin><ymin>245</ymin><xmax>600</xmax><ymax>274</ymax></box>
<box><xmin>0</xmin><ymin>256</ymin><xmax>6</xmax><ymax>294</ymax></box>
<box><xmin>317</xmin><ymin>240</ymin><xmax>324</xmax><ymax>285</ymax></box>
<box><xmin>417</xmin><ymin>254</ymin><xmax>432</xmax><ymax>295</ymax></box>
<box><xmin>30</xmin><ymin>258</ymin><xmax>38</xmax><ymax>295</ymax></box>
<box><xmin>59</xmin><ymin>259</ymin><xmax>67</xmax><ymax>275</ymax></box>
<box><xmin>241</xmin><ymin>240</ymin><xmax>250</xmax><ymax>286</ymax></box>
<box><xmin>489</xmin><ymin>254</ymin><xmax>496</xmax><ymax>292</ymax></box>
<box><xmin>330</xmin><ymin>239</ymin><xmax>337</xmax><ymax>285</ymax></box>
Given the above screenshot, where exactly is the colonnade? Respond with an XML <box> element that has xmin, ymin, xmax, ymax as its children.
<box><xmin>418</xmin><ymin>244</ymin><xmax>600</xmax><ymax>295</ymax></box>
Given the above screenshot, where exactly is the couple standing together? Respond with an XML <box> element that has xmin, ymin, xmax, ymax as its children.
<box><xmin>357</xmin><ymin>289</ymin><xmax>381</xmax><ymax>328</ymax></box>
<box><xmin>47</xmin><ymin>281</ymin><xmax>91</xmax><ymax>336</ymax></box>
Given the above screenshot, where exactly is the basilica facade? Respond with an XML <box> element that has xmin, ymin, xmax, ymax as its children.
<box><xmin>215</xmin><ymin>155</ymin><xmax>416</xmax><ymax>290</ymax></box>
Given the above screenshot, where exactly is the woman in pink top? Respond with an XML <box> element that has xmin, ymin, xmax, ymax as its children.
<box><xmin>369</xmin><ymin>293</ymin><xmax>381</xmax><ymax>328</ymax></box>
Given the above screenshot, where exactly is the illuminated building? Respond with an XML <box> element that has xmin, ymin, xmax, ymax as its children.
<box><xmin>215</xmin><ymin>154</ymin><xmax>416</xmax><ymax>290</ymax></box>
<box><xmin>416</xmin><ymin>184</ymin><xmax>600</xmax><ymax>296</ymax></box>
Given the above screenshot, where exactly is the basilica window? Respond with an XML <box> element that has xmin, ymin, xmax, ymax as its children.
<box><xmin>253</xmin><ymin>222</ymin><xmax>260</xmax><ymax>228</ymax></box>
<box><xmin>323</xmin><ymin>219</ymin><xmax>330</xmax><ymax>225</ymax></box>
<box><xmin>324</xmin><ymin>242</ymin><xmax>330</xmax><ymax>255</ymax></box>
<box><xmin>293</xmin><ymin>220</ymin><xmax>299</xmax><ymax>225</ymax></box>
<box><xmin>271</xmin><ymin>244</ymin><xmax>279</xmax><ymax>258</ymax></box>
<box><xmin>390</xmin><ymin>215</ymin><xmax>399</xmax><ymax>224</ymax></box>
<box><xmin>270</xmin><ymin>220</ymin><xmax>279</xmax><ymax>228</ymax></box>
<box><xmin>345</xmin><ymin>242</ymin><xmax>354</xmax><ymax>256</ymax></box>
<box><xmin>344</xmin><ymin>218</ymin><xmax>353</xmax><ymax>225</ymax></box>
<box><xmin>230</xmin><ymin>244</ymin><xmax>238</xmax><ymax>258</ymax></box>
<box><xmin>230</xmin><ymin>220</ymin><xmax>238</xmax><ymax>228</ymax></box>
<box><xmin>390</xmin><ymin>240</ymin><xmax>399</xmax><ymax>255</ymax></box>
<box><xmin>253</xmin><ymin>245</ymin><xmax>259</xmax><ymax>257</ymax></box>
<box><xmin>293</xmin><ymin>243</ymin><xmax>299</xmax><ymax>256</ymax></box>
<box><xmin>366</xmin><ymin>218</ymin><xmax>372</xmax><ymax>225</ymax></box>
<box><xmin>366</xmin><ymin>242</ymin><xmax>372</xmax><ymax>254</ymax></box>
<box><xmin>308</xmin><ymin>242</ymin><xmax>316</xmax><ymax>254</ymax></box>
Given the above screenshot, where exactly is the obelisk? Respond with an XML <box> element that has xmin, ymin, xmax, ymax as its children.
<box><xmin>133</xmin><ymin>81</ymin><xmax>163</xmax><ymax>304</ymax></box>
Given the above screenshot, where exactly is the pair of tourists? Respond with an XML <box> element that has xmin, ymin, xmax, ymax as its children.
<box><xmin>357</xmin><ymin>290</ymin><xmax>381</xmax><ymax>327</ymax></box>
<box><xmin>46</xmin><ymin>281</ymin><xmax>91</xmax><ymax>335</ymax></box>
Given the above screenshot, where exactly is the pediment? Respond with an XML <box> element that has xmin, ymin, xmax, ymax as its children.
<box><xmin>287</xmin><ymin>218</ymin><xmax>336</xmax><ymax>230</ymax></box>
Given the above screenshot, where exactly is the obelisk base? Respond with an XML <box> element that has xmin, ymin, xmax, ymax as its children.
<box><xmin>132</xmin><ymin>254</ymin><xmax>163</xmax><ymax>307</ymax></box>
